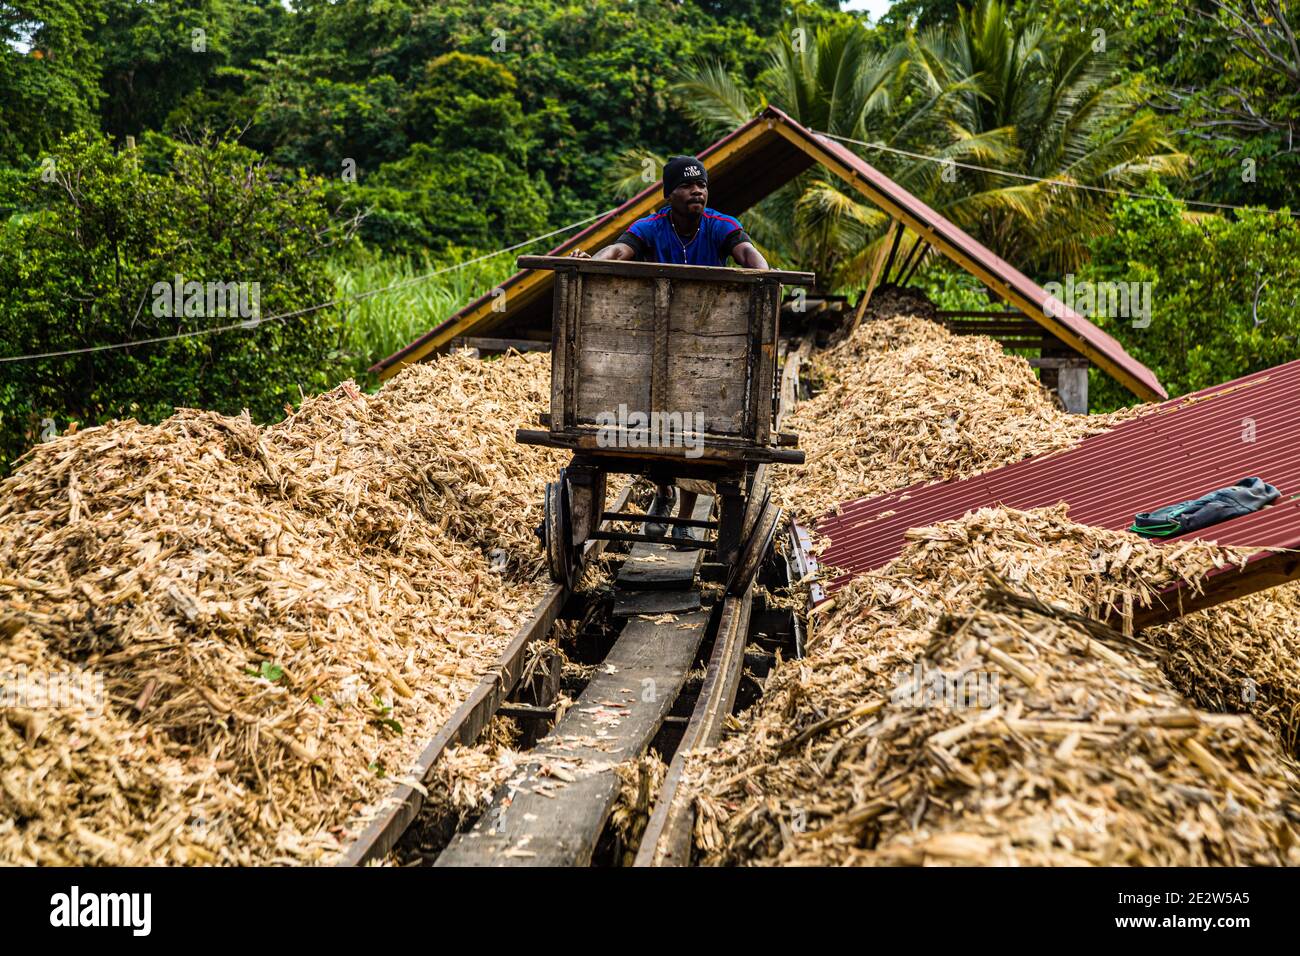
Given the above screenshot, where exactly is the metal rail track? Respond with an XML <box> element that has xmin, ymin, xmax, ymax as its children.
<box><xmin>633</xmin><ymin>582</ymin><xmax>754</xmax><ymax>865</ymax></box>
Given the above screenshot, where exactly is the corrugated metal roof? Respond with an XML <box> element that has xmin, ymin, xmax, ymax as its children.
<box><xmin>813</xmin><ymin>359</ymin><xmax>1300</xmax><ymax>597</ymax></box>
<box><xmin>371</xmin><ymin>107</ymin><xmax>1166</xmax><ymax>401</ymax></box>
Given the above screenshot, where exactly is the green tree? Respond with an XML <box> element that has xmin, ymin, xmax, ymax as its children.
<box><xmin>90</xmin><ymin>0</ymin><xmax>290</xmax><ymax>140</ymax></box>
<box><xmin>906</xmin><ymin>0</ymin><xmax>1185</xmax><ymax>275</ymax></box>
<box><xmin>0</xmin><ymin>0</ymin><xmax>104</xmax><ymax>165</ymax></box>
<box><xmin>1022</xmin><ymin>0</ymin><xmax>1300</xmax><ymax>209</ymax></box>
<box><xmin>880</xmin><ymin>0</ymin><xmax>968</xmax><ymax>34</ymax></box>
<box><xmin>406</xmin><ymin>52</ymin><xmax>533</xmax><ymax>160</ymax></box>
<box><xmin>251</xmin><ymin>71</ymin><xmax>409</xmax><ymax>174</ymax></box>
<box><xmin>0</xmin><ymin>132</ymin><xmax>357</xmax><ymax>470</ymax></box>
<box><xmin>351</xmin><ymin>142</ymin><xmax>551</xmax><ymax>254</ymax></box>
<box><xmin>1083</xmin><ymin>184</ymin><xmax>1300</xmax><ymax>409</ymax></box>
<box><xmin>280</xmin><ymin>0</ymin><xmax>771</xmax><ymax>216</ymax></box>
<box><xmin>671</xmin><ymin>1</ymin><xmax>1185</xmax><ymax>288</ymax></box>
<box><xmin>1144</xmin><ymin>1</ymin><xmax>1300</xmax><ymax>209</ymax></box>
<box><xmin>94</xmin><ymin>0</ymin><xmax>229</xmax><ymax>138</ymax></box>
<box><xmin>330</xmin><ymin>53</ymin><xmax>551</xmax><ymax>254</ymax></box>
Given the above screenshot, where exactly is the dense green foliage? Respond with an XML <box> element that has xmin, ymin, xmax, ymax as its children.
<box><xmin>0</xmin><ymin>132</ymin><xmax>351</xmax><ymax>463</ymax></box>
<box><xmin>1</xmin><ymin>1</ymin><xmax>105</xmax><ymax>165</ymax></box>
<box><xmin>337</xmin><ymin>53</ymin><xmax>553</xmax><ymax>254</ymax></box>
<box><xmin>1084</xmin><ymin>187</ymin><xmax>1300</xmax><ymax>411</ymax></box>
<box><xmin>162</xmin><ymin>0</ymin><xmax>783</xmax><ymax>221</ymax></box>
<box><xmin>330</xmin><ymin>250</ymin><xmax>518</xmax><ymax>368</ymax></box>
<box><xmin>1014</xmin><ymin>0</ymin><xmax>1300</xmax><ymax>209</ymax></box>
<box><xmin>673</xmin><ymin>0</ymin><xmax>1185</xmax><ymax>287</ymax></box>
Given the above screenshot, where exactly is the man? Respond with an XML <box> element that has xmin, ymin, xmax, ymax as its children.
<box><xmin>579</xmin><ymin>155</ymin><xmax>768</xmax><ymax>269</ymax></box>
<box><xmin>572</xmin><ymin>155</ymin><xmax>768</xmax><ymax>544</ymax></box>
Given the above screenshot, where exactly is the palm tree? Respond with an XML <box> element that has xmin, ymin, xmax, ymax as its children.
<box><xmin>667</xmin><ymin>21</ymin><xmax>962</xmax><ymax>283</ymax></box>
<box><xmin>907</xmin><ymin>0</ymin><xmax>1186</xmax><ymax>275</ymax></box>
<box><xmin>662</xmin><ymin>1</ymin><xmax>1185</xmax><ymax>289</ymax></box>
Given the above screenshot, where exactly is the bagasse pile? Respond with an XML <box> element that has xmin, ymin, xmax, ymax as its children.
<box><xmin>0</xmin><ymin>350</ymin><xmax>562</xmax><ymax>865</ymax></box>
<box><xmin>693</xmin><ymin>300</ymin><xmax>1300</xmax><ymax>866</ymax></box>
<box><xmin>1154</xmin><ymin>582</ymin><xmax>1300</xmax><ymax>756</ymax></box>
<box><xmin>779</xmin><ymin>299</ymin><xmax>1137</xmax><ymax>518</ymax></box>
<box><xmin>688</xmin><ymin>505</ymin><xmax>1300</xmax><ymax>865</ymax></box>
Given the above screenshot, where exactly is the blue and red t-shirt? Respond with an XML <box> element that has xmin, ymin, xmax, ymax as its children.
<box><xmin>616</xmin><ymin>207</ymin><xmax>751</xmax><ymax>266</ymax></box>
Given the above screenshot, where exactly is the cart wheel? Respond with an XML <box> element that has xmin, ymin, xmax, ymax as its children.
<box><xmin>566</xmin><ymin>465</ymin><xmax>605</xmax><ymax>547</ymax></box>
<box><xmin>544</xmin><ymin>468</ymin><xmax>577</xmax><ymax>588</ymax></box>
<box><xmin>726</xmin><ymin>494</ymin><xmax>781</xmax><ymax>595</ymax></box>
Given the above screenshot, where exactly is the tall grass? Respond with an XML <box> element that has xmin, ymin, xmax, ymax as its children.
<box><xmin>329</xmin><ymin>248</ymin><xmax>519</xmax><ymax>382</ymax></box>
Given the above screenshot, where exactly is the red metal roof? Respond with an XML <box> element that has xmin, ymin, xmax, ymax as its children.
<box><xmin>813</xmin><ymin>359</ymin><xmax>1300</xmax><ymax>595</ymax></box>
<box><xmin>372</xmin><ymin>107</ymin><xmax>1166</xmax><ymax>401</ymax></box>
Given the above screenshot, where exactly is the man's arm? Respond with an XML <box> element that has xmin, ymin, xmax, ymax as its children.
<box><xmin>731</xmin><ymin>241</ymin><xmax>768</xmax><ymax>270</ymax></box>
<box><xmin>571</xmin><ymin>228</ymin><xmax>644</xmax><ymax>261</ymax></box>
<box><xmin>590</xmin><ymin>242</ymin><xmax>637</xmax><ymax>260</ymax></box>
<box><xmin>569</xmin><ymin>241</ymin><xmax>637</xmax><ymax>260</ymax></box>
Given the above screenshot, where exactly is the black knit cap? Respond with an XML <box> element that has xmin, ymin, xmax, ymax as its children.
<box><xmin>663</xmin><ymin>155</ymin><xmax>708</xmax><ymax>197</ymax></box>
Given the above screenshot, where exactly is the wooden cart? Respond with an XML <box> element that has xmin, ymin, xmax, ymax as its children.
<box><xmin>515</xmin><ymin>255</ymin><xmax>815</xmax><ymax>591</ymax></box>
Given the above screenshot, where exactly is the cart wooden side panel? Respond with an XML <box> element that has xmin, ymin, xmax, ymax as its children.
<box><xmin>569</xmin><ymin>272</ymin><xmax>757</xmax><ymax>436</ymax></box>
<box><xmin>571</xmin><ymin>272</ymin><xmax>655</xmax><ymax>428</ymax></box>
<box><xmin>522</xmin><ymin>255</ymin><xmax>813</xmax><ymax>460</ymax></box>
<box><xmin>664</xmin><ymin>279</ymin><xmax>756</xmax><ymax>436</ymax></box>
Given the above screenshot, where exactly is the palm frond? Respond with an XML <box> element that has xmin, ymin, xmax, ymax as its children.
<box><xmin>669</xmin><ymin>61</ymin><xmax>757</xmax><ymax>139</ymax></box>
<box><xmin>604</xmin><ymin>147</ymin><xmax>667</xmax><ymax>200</ymax></box>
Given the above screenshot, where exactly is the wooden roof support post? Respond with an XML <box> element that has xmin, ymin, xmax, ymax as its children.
<box><xmin>893</xmin><ymin>233</ymin><xmax>926</xmax><ymax>286</ymax></box>
<box><xmin>1040</xmin><ymin>333</ymin><xmax>1089</xmax><ymax>414</ymax></box>
<box><xmin>898</xmin><ymin>240</ymin><xmax>931</xmax><ymax>286</ymax></box>
<box><xmin>849</xmin><ymin>219</ymin><xmax>900</xmax><ymax>337</ymax></box>
<box><xmin>1059</xmin><ymin>361</ymin><xmax>1089</xmax><ymax>414</ymax></box>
